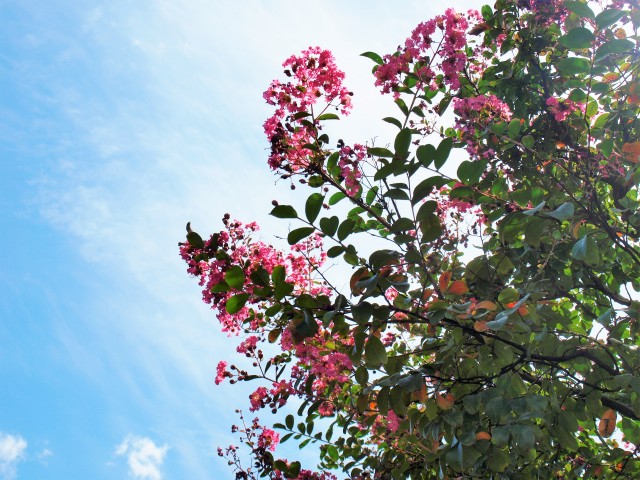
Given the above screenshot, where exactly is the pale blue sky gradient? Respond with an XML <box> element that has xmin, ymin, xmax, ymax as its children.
<box><xmin>1</xmin><ymin>1</ymin><xmax>484</xmax><ymax>478</ymax></box>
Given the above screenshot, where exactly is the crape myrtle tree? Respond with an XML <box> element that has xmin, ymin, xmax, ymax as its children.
<box><xmin>181</xmin><ymin>0</ymin><xmax>640</xmax><ymax>478</ymax></box>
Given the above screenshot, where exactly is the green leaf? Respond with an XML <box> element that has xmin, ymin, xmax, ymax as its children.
<box><xmin>596</xmin><ymin>8</ymin><xmax>625</xmax><ymax>30</ymax></box>
<box><xmin>559</xmin><ymin>27</ymin><xmax>595</xmax><ymax>49</ymax></box>
<box><xmin>186</xmin><ymin>231</ymin><xmax>204</xmax><ymax>249</ymax></box>
<box><xmin>382</xmin><ymin>116</ymin><xmax>403</xmax><ymax>129</ymax></box>
<box><xmin>326</xmin><ymin>444</ymin><xmax>340</xmax><ymax>461</ymax></box>
<box><xmin>367</xmin><ymin>147</ymin><xmax>394</xmax><ymax>158</ymax></box>
<box><xmin>225</xmin><ymin>293</ymin><xmax>249</xmax><ymax>314</ymax></box>
<box><xmin>491</xmin><ymin>122</ymin><xmax>507</xmax><ymax>135</ymax></box>
<box><xmin>369</xmin><ymin>249</ymin><xmax>401</xmax><ymax>269</ymax></box>
<box><xmin>337</xmin><ymin>218</ymin><xmax>356</xmax><ymax>241</ymax></box>
<box><xmin>352</xmin><ymin>301</ymin><xmax>373</xmax><ymax>324</ymax></box>
<box><xmin>507</xmin><ymin>118</ymin><xmax>522</xmax><ymax>139</ymax></box>
<box><xmin>416</xmin><ymin>200</ymin><xmax>437</xmax><ymax>222</ymax></box>
<box><xmin>564</xmin><ymin>0</ymin><xmax>595</xmax><ymax>20</ymax></box>
<box><xmin>593</xmin><ymin>113</ymin><xmax>610</xmax><ymax>128</ymax></box>
<box><xmin>224</xmin><ymin>265</ymin><xmax>245</xmax><ymax>290</ymax></box>
<box><xmin>571</xmin><ymin>235</ymin><xmax>600</xmax><ymax>265</ymax></box>
<box><xmin>287</xmin><ymin>461</ymin><xmax>301</xmax><ymax>479</ymax></box>
<box><xmin>316</xmin><ymin>113</ymin><xmax>339</xmax><ymax>121</ymax></box>
<box><xmin>487</xmin><ymin>447</ymin><xmax>510</xmax><ymax>472</ymax></box>
<box><xmin>419</xmin><ymin>214</ymin><xmax>442</xmax><ymax>242</ymax></box>
<box><xmin>272</xmin><ymin>265</ymin><xmax>286</xmax><ymax>284</ymax></box>
<box><xmin>595</xmin><ymin>39</ymin><xmax>634</xmax><ymax>61</ymax></box>
<box><xmin>395</xmin><ymin>98</ymin><xmax>409</xmax><ymax>116</ymax></box>
<box><xmin>294</xmin><ymin>310</ymin><xmax>319</xmax><ymax>339</ymax></box>
<box><xmin>498</xmin><ymin>287</ymin><xmax>519</xmax><ymax>304</ymax></box>
<box><xmin>288</xmin><ymin>227</ymin><xmax>315</xmax><ymax>245</ymax></box>
<box><xmin>390</xmin><ymin>217</ymin><xmax>415</xmax><ymax>233</ymax></box>
<box><xmin>600</xmin><ymin>138</ymin><xmax>614</xmax><ymax>157</ymax></box>
<box><xmin>557</xmin><ymin>57</ymin><xmax>591</xmax><ymax>75</ymax></box>
<box><xmin>305</xmin><ymin>193</ymin><xmax>324</xmax><ymax>224</ymax></box>
<box><xmin>360</xmin><ymin>51</ymin><xmax>383</xmax><ymax>65</ymax></box>
<box><xmin>271</xmin><ymin>205</ymin><xmax>298</xmax><ymax>219</ymax></box>
<box><xmin>457</xmin><ymin>160</ymin><xmax>487</xmax><ymax>185</ymax></box>
<box><xmin>365</xmin><ymin>335</ymin><xmax>388</xmax><ymax>367</ymax></box>
<box><xmin>329</xmin><ymin>191</ymin><xmax>346</xmax><ymax>205</ymax></box>
<box><xmin>521</xmin><ymin>134</ymin><xmax>535</xmax><ymax>149</ymax></box>
<box><xmin>434</xmin><ymin>137</ymin><xmax>454</xmax><ymax>169</ymax></box>
<box><xmin>412</xmin><ymin>176</ymin><xmax>448</xmax><ymax>205</ymax></box>
<box><xmin>545</xmin><ymin>202</ymin><xmax>574</xmax><ymax>221</ymax></box>
<box><xmin>326</xmin><ymin>151</ymin><xmax>340</xmax><ymax>176</ymax></box>
<box><xmin>384</xmin><ymin>188</ymin><xmax>410</xmax><ymax>201</ymax></box>
<box><xmin>394</xmin><ymin>128</ymin><xmax>412</xmax><ymax>157</ymax></box>
<box><xmin>326</xmin><ymin>246</ymin><xmax>344</xmax><ymax>258</ymax></box>
<box><xmin>568</xmin><ymin>88</ymin><xmax>587</xmax><ymax>102</ymax></box>
<box><xmin>319</xmin><ymin>216</ymin><xmax>339</xmax><ymax>237</ymax></box>
<box><xmin>365</xmin><ymin>186</ymin><xmax>379</xmax><ymax>205</ymax></box>
<box><xmin>492</xmin><ymin>425</ymin><xmax>511</xmax><ymax>447</ymax></box>
<box><xmin>416</xmin><ymin>144</ymin><xmax>436</xmax><ymax>167</ymax></box>
<box><xmin>285</xmin><ymin>414</ymin><xmax>294</xmax><ymax>430</ymax></box>
<box><xmin>210</xmin><ymin>282</ymin><xmax>229</xmax><ymax>293</ymax></box>
<box><xmin>292</xmin><ymin>112</ymin><xmax>311</xmax><ymax>121</ymax></box>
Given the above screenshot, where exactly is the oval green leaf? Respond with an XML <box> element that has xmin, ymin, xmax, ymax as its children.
<box><xmin>224</xmin><ymin>265</ymin><xmax>245</xmax><ymax>290</ymax></box>
<box><xmin>305</xmin><ymin>193</ymin><xmax>324</xmax><ymax>224</ymax></box>
<box><xmin>270</xmin><ymin>205</ymin><xmax>298</xmax><ymax>219</ymax></box>
<box><xmin>288</xmin><ymin>227</ymin><xmax>315</xmax><ymax>245</ymax></box>
<box><xmin>225</xmin><ymin>293</ymin><xmax>249</xmax><ymax>314</ymax></box>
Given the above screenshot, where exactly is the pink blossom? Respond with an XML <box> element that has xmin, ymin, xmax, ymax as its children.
<box><xmin>387</xmin><ymin>410</ymin><xmax>400</xmax><ymax>432</ymax></box>
<box><xmin>257</xmin><ymin>427</ymin><xmax>280</xmax><ymax>452</ymax></box>
<box><xmin>453</xmin><ymin>94</ymin><xmax>512</xmax><ymax>160</ymax></box>
<box><xmin>338</xmin><ymin>143</ymin><xmax>366</xmax><ymax>196</ymax></box>
<box><xmin>318</xmin><ymin>402</ymin><xmax>335</xmax><ymax>417</ymax></box>
<box><xmin>375</xmin><ymin>9</ymin><xmax>484</xmax><ymax>97</ymax></box>
<box><xmin>180</xmin><ymin>217</ymin><xmax>329</xmax><ymax>335</ymax></box>
<box><xmin>546</xmin><ymin>97</ymin><xmax>584</xmax><ymax>122</ymax></box>
<box><xmin>236</xmin><ymin>336</ymin><xmax>259</xmax><ymax>355</ymax></box>
<box><xmin>249</xmin><ymin>386</ymin><xmax>270</xmax><ymax>412</ymax></box>
<box><xmin>263</xmin><ymin>47</ymin><xmax>353</xmax><ymax>172</ymax></box>
<box><xmin>270</xmin><ymin>380</ymin><xmax>296</xmax><ymax>408</ymax></box>
<box><xmin>215</xmin><ymin>361</ymin><xmax>229</xmax><ymax>385</ymax></box>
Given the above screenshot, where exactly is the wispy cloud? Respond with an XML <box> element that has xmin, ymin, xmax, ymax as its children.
<box><xmin>37</xmin><ymin>447</ymin><xmax>53</xmax><ymax>465</ymax></box>
<box><xmin>116</xmin><ymin>435</ymin><xmax>169</xmax><ymax>480</ymax></box>
<box><xmin>0</xmin><ymin>432</ymin><xmax>27</xmax><ymax>480</ymax></box>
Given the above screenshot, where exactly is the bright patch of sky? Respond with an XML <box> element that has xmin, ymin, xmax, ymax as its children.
<box><xmin>1</xmin><ymin>0</ymin><xmax>483</xmax><ymax>477</ymax></box>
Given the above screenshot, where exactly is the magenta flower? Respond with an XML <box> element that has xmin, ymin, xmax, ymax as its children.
<box><xmin>215</xmin><ymin>361</ymin><xmax>229</xmax><ymax>385</ymax></box>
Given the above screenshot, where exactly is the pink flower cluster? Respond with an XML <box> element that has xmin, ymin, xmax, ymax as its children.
<box><xmin>277</xmin><ymin>328</ymin><xmax>354</xmax><ymax>417</ymax></box>
<box><xmin>374</xmin><ymin>9</ymin><xmax>483</xmax><ymax>96</ymax></box>
<box><xmin>180</xmin><ymin>216</ymin><xmax>329</xmax><ymax>335</ymax></box>
<box><xmin>263</xmin><ymin>47</ymin><xmax>353</xmax><ymax>171</ymax></box>
<box><xmin>255</xmin><ymin>421</ymin><xmax>280</xmax><ymax>452</ymax></box>
<box><xmin>338</xmin><ymin>144</ymin><xmax>366</xmax><ymax>196</ymax></box>
<box><xmin>215</xmin><ymin>360</ymin><xmax>230</xmax><ymax>385</ymax></box>
<box><xmin>453</xmin><ymin>94</ymin><xmax>513</xmax><ymax>159</ymax></box>
<box><xmin>248</xmin><ymin>380</ymin><xmax>296</xmax><ymax>412</ymax></box>
<box><xmin>273</xmin><ymin>467</ymin><xmax>338</xmax><ymax>480</ymax></box>
<box><xmin>546</xmin><ymin>97</ymin><xmax>584</xmax><ymax>122</ymax></box>
<box><xmin>236</xmin><ymin>335</ymin><xmax>259</xmax><ymax>355</ymax></box>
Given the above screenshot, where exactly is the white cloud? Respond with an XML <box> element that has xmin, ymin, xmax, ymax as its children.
<box><xmin>0</xmin><ymin>433</ymin><xmax>27</xmax><ymax>480</ymax></box>
<box><xmin>116</xmin><ymin>435</ymin><xmax>169</xmax><ymax>480</ymax></box>
<box><xmin>37</xmin><ymin>448</ymin><xmax>53</xmax><ymax>465</ymax></box>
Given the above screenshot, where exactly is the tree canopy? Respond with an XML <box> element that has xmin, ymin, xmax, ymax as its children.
<box><xmin>182</xmin><ymin>0</ymin><xmax>640</xmax><ymax>478</ymax></box>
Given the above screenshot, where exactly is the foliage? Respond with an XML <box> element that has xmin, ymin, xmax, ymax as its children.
<box><xmin>182</xmin><ymin>1</ymin><xmax>640</xmax><ymax>478</ymax></box>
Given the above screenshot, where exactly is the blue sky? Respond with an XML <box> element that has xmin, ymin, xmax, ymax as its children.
<box><xmin>1</xmin><ymin>1</ymin><xmax>483</xmax><ymax>478</ymax></box>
